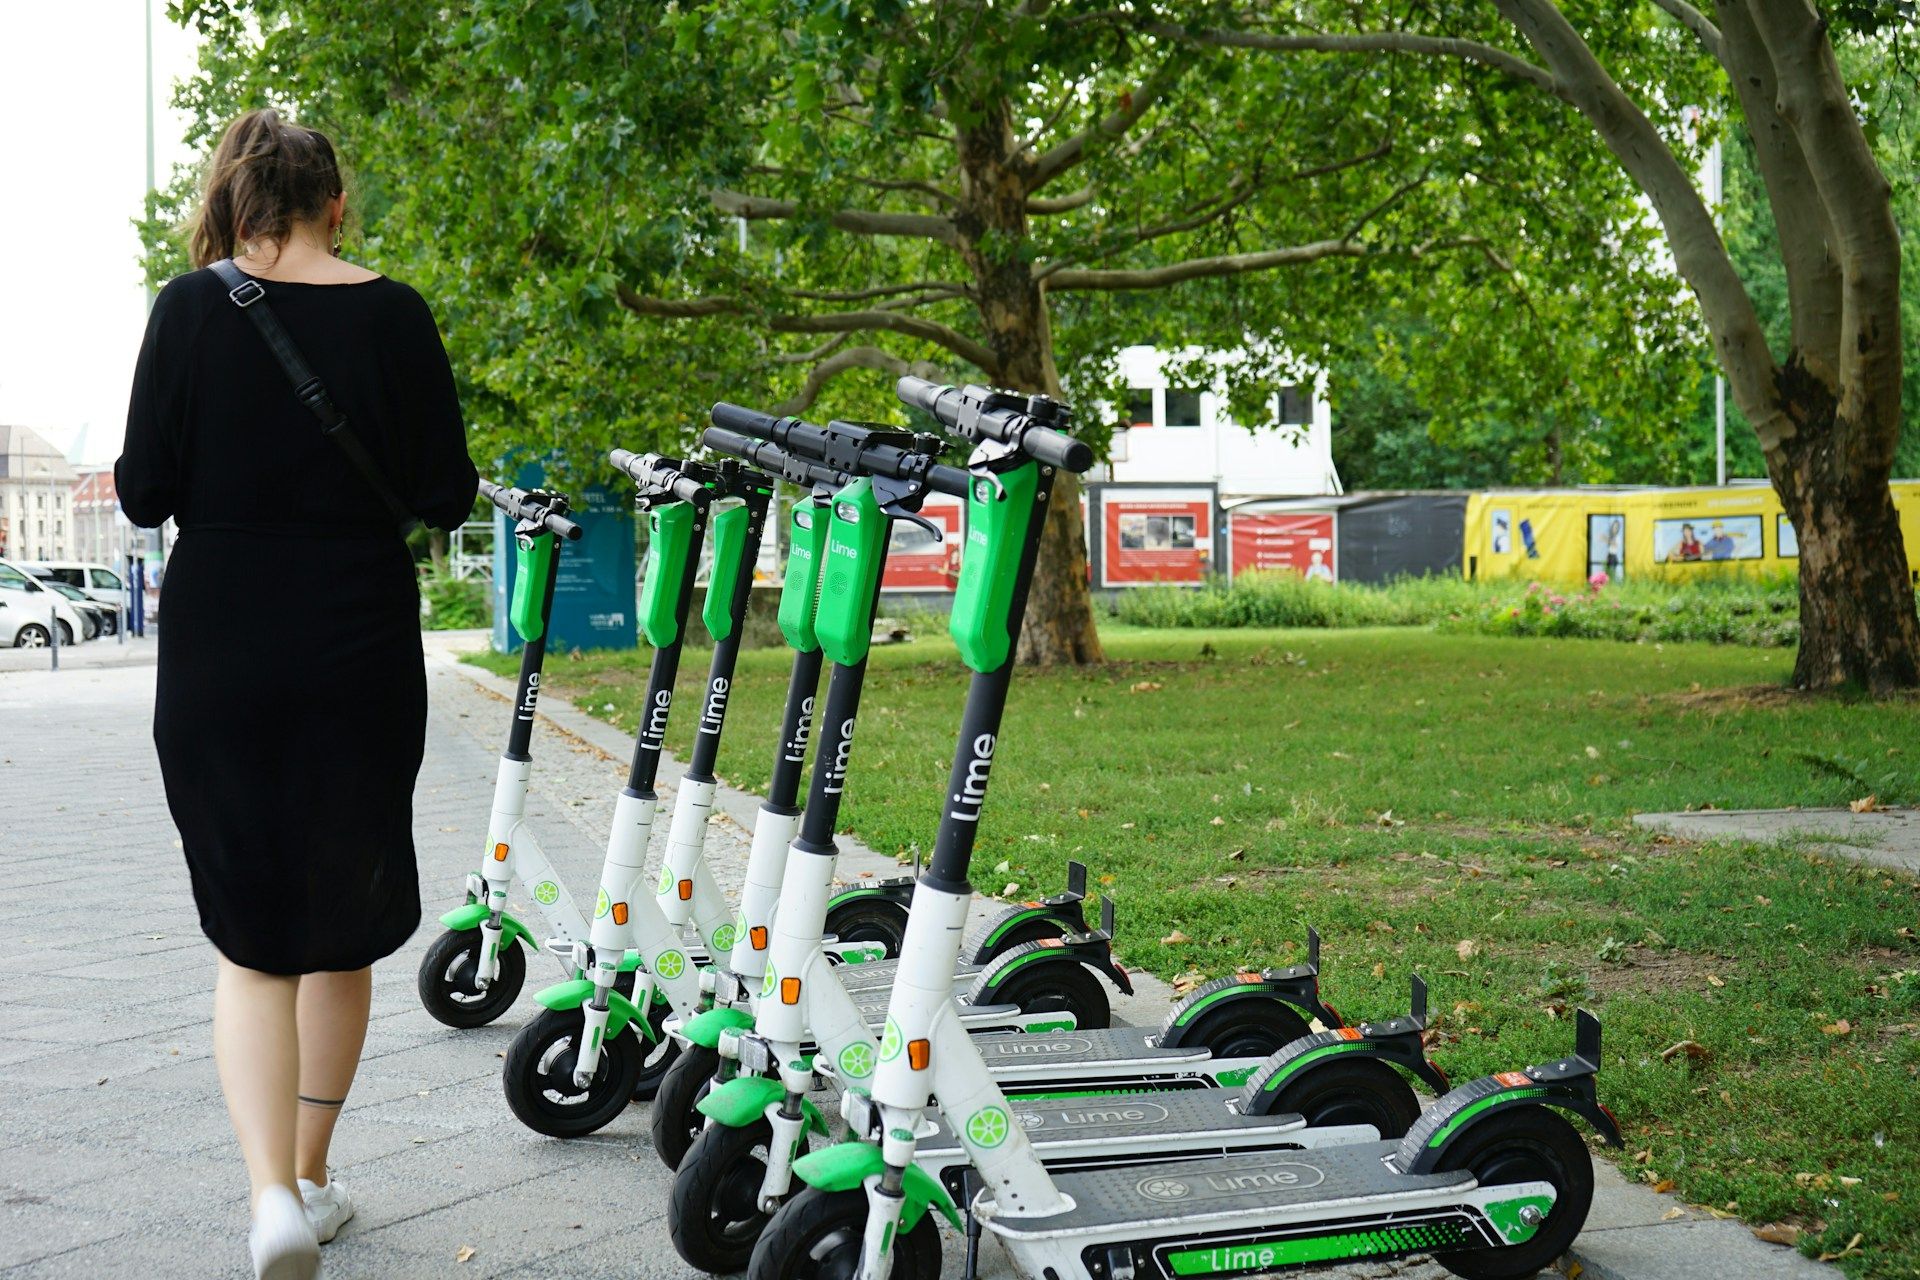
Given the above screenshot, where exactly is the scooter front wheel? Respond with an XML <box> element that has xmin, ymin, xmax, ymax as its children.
<box><xmin>501</xmin><ymin>1006</ymin><xmax>643</xmax><ymax>1138</ymax></box>
<box><xmin>417</xmin><ymin>928</ymin><xmax>527</xmax><ymax>1029</ymax></box>
<box><xmin>748</xmin><ymin>1187</ymin><xmax>941</xmax><ymax>1280</ymax></box>
<box><xmin>651</xmin><ymin>1042</ymin><xmax>719</xmax><ymax>1170</ymax></box>
<box><xmin>1433</xmin><ymin>1108</ymin><xmax>1594</xmax><ymax>1280</ymax></box>
<box><xmin>670</xmin><ymin>1117</ymin><xmax>814</xmax><ymax>1272</ymax></box>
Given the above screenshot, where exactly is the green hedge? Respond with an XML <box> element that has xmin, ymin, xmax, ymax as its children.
<box><xmin>419</xmin><ymin>569</ymin><xmax>491</xmax><ymax>630</ymax></box>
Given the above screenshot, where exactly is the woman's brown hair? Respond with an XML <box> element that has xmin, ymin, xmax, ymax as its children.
<box><xmin>189</xmin><ymin>109</ymin><xmax>345</xmax><ymax>269</ymax></box>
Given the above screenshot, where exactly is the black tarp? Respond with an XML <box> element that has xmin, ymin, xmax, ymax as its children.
<box><xmin>1335</xmin><ymin>494</ymin><xmax>1466</xmax><ymax>584</ymax></box>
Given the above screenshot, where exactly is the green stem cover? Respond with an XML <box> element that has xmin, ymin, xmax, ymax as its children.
<box><xmin>949</xmin><ymin>461</ymin><xmax>1039</xmax><ymax>673</ymax></box>
<box><xmin>778</xmin><ymin>498</ymin><xmax>831</xmax><ymax>653</ymax></box>
<box><xmin>508</xmin><ymin>531</ymin><xmax>554</xmax><ymax>643</ymax></box>
<box><xmin>639</xmin><ymin>502</ymin><xmax>696</xmax><ymax>648</ymax></box>
<box><xmin>813</xmin><ymin>478</ymin><xmax>889</xmax><ymax>667</ymax></box>
<box><xmin>702</xmin><ymin>502</ymin><xmax>751</xmax><ymax>643</ymax></box>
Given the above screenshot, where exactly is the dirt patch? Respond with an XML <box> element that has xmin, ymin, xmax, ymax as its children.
<box><xmin>1584</xmin><ymin>947</ymin><xmax>1729</xmax><ymax>998</ymax></box>
<box><xmin>1660</xmin><ymin>682</ymin><xmax>1811</xmax><ymax>711</ymax></box>
<box><xmin>1416</xmin><ymin>821</ymin><xmax>1632</xmax><ymax>856</ymax></box>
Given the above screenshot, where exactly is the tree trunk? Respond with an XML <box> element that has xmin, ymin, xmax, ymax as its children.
<box><xmin>1764</xmin><ymin>372</ymin><xmax>1920</xmax><ymax>695</ymax></box>
<box><xmin>952</xmin><ymin>100</ymin><xmax>1105</xmax><ymax>666</ymax></box>
<box><xmin>429</xmin><ymin>526</ymin><xmax>449</xmax><ymax>573</ymax></box>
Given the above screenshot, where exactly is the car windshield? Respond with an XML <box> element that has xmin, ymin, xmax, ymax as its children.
<box><xmin>45</xmin><ymin>582</ymin><xmax>88</xmax><ymax>601</ymax></box>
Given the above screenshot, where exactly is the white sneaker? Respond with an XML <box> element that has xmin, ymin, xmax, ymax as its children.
<box><xmin>250</xmin><ymin>1184</ymin><xmax>320</xmax><ymax>1280</ymax></box>
<box><xmin>298</xmin><ymin>1175</ymin><xmax>356</xmax><ymax>1244</ymax></box>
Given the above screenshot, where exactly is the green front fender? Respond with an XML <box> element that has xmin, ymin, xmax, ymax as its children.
<box><xmin>438</xmin><ymin>902</ymin><xmax>534</xmax><ymax>951</ymax></box>
<box><xmin>530</xmin><ymin>978</ymin><xmax>657</xmax><ymax>1042</ymax></box>
<box><xmin>791</xmin><ymin>1140</ymin><xmax>962</xmax><ymax>1233</ymax></box>
<box><xmin>696</xmin><ymin>1076</ymin><xmax>830</xmax><ymax>1138</ymax></box>
<box><xmin>682</xmin><ymin>1005</ymin><xmax>756</xmax><ymax>1050</ymax></box>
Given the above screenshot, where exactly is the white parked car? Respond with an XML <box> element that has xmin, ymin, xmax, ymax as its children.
<box><xmin>0</xmin><ymin>559</ymin><xmax>90</xmax><ymax>647</ymax></box>
<box><xmin>18</xmin><ymin>560</ymin><xmax>129</xmax><ymax>610</ymax></box>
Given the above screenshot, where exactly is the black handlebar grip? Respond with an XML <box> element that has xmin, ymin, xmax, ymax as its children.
<box><xmin>894</xmin><ymin>375</ymin><xmax>948</xmax><ymax>417</ymax></box>
<box><xmin>546</xmin><ymin>511</ymin><xmax>584</xmax><ymax>541</ymax></box>
<box><xmin>608</xmin><ymin>449</ymin><xmax>709</xmax><ymax>506</ymax></box>
<box><xmin>711</xmin><ymin>401</ymin><xmax>781</xmax><ymax>440</ymax></box>
<box><xmin>700</xmin><ymin>426</ymin><xmax>765</xmax><ymax>464</ymax></box>
<box><xmin>478</xmin><ymin>478</ymin><xmax>507</xmax><ymax>509</ymax></box>
<box><xmin>1021</xmin><ymin>425</ymin><xmax>1094</xmax><ymax>472</ymax></box>
<box><xmin>926</xmin><ymin>462</ymin><xmax>973</xmax><ymax>499</ymax></box>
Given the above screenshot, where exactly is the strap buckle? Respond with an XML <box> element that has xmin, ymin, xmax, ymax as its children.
<box><xmin>228</xmin><ymin>278</ymin><xmax>266</xmax><ymax>308</ymax></box>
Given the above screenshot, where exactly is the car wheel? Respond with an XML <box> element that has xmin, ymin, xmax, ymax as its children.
<box><xmin>14</xmin><ymin>624</ymin><xmax>49</xmax><ymax>649</ymax></box>
<box><xmin>56</xmin><ymin>622</ymin><xmax>74</xmax><ymax>646</ymax></box>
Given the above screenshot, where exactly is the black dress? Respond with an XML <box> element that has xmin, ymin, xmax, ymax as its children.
<box><xmin>117</xmin><ymin>267</ymin><xmax>478</xmax><ymax>975</ymax></box>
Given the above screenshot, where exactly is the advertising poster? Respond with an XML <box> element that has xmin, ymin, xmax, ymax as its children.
<box><xmin>1099</xmin><ymin>488</ymin><xmax>1213</xmax><ymax>586</ymax></box>
<box><xmin>1778</xmin><ymin>515</ymin><xmax>1799</xmax><ymax>558</ymax></box>
<box><xmin>493</xmin><ymin>466</ymin><xmax>636</xmax><ymax>653</ymax></box>
<box><xmin>1229</xmin><ymin>511</ymin><xmax>1335</xmax><ymax>581</ymax></box>
<box><xmin>1587</xmin><ymin>514</ymin><xmax>1625</xmax><ymax>578</ymax></box>
<box><xmin>1654</xmin><ymin>514</ymin><xmax>1762</xmax><ymax>563</ymax></box>
<box><xmin>881</xmin><ymin>494</ymin><xmax>963</xmax><ymax>592</ymax></box>
<box><xmin>1490</xmin><ymin>508</ymin><xmax>1512</xmax><ymax>556</ymax></box>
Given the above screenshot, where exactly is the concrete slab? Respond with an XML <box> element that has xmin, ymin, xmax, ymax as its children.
<box><xmin>1633</xmin><ymin>805</ymin><xmax>1920</xmax><ymax>874</ymax></box>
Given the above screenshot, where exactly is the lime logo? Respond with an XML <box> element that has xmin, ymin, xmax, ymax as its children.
<box><xmin>965</xmin><ymin>1107</ymin><xmax>1011</xmax><ymax>1149</ymax></box>
<box><xmin>654</xmin><ymin>949</ymin><xmax>687</xmax><ymax>980</ymax></box>
<box><xmin>761</xmin><ymin>963</ymin><xmax>778</xmax><ymax>997</ymax></box>
<box><xmin>595</xmin><ymin>889</ymin><xmax>610</xmax><ymax>919</ymax></box>
<box><xmin>1138</xmin><ymin>1176</ymin><xmax>1192</xmax><ymax>1202</ymax></box>
<box><xmin>839</xmin><ymin>1042</ymin><xmax>876</xmax><ymax>1079</ymax></box>
<box><xmin>879</xmin><ymin>1019</ymin><xmax>903</xmax><ymax>1061</ymax></box>
<box><xmin>533</xmin><ymin>880</ymin><xmax>560</xmax><ymax>906</ymax></box>
<box><xmin>713</xmin><ymin>924</ymin><xmax>738</xmax><ymax>952</ymax></box>
<box><xmin>657</xmin><ymin>866</ymin><xmax>674</xmax><ymax>895</ymax></box>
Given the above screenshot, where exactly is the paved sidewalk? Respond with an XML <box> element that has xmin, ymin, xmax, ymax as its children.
<box><xmin>1635</xmin><ymin>805</ymin><xmax>1920</xmax><ymax>874</ymax></box>
<box><xmin>0</xmin><ymin>641</ymin><xmax>1834</xmax><ymax>1279</ymax></box>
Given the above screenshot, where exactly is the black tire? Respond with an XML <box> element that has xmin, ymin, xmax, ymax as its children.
<box><xmin>982</xmin><ymin>959</ymin><xmax>1111</xmax><ymax>1030</ymax></box>
<box><xmin>652</xmin><ymin>1042</ymin><xmax>720</xmax><ymax>1170</ymax></box>
<box><xmin>823</xmin><ymin>897</ymin><xmax>911</xmax><ymax>961</ymax></box>
<box><xmin>502</xmin><ymin>1005</ymin><xmax>644</xmax><ymax>1138</ymax></box>
<box><xmin>961</xmin><ymin>910</ymin><xmax>1079</xmax><ymax>965</ymax></box>
<box><xmin>1268</xmin><ymin>1055</ymin><xmax>1422</xmax><ymax>1139</ymax></box>
<box><xmin>671</xmin><ymin>1117</ymin><xmax>815</xmax><ymax>1272</ymax></box>
<box><xmin>56</xmin><ymin>621</ymin><xmax>74</xmax><ymax>646</ymax></box>
<box><xmin>14</xmin><ymin>624</ymin><xmax>48</xmax><ymax>649</ymax></box>
<box><xmin>1180</xmin><ymin>997</ymin><xmax>1314</xmax><ymax>1061</ymax></box>
<box><xmin>416</xmin><ymin>928</ymin><xmax>528</xmax><ymax>1029</ymax></box>
<box><xmin>748</xmin><ymin>1187</ymin><xmax>941</xmax><ymax>1280</ymax></box>
<box><xmin>1434</xmin><ymin>1108</ymin><xmax>1595</xmax><ymax>1280</ymax></box>
<box><xmin>631</xmin><ymin>992</ymin><xmax>681</xmax><ymax>1103</ymax></box>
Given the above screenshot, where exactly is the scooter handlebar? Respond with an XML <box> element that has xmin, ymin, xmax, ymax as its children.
<box><xmin>701</xmin><ymin>427</ymin><xmax>852</xmax><ymax>490</ymax></box>
<box><xmin>710</xmin><ymin>401</ymin><xmax>782</xmax><ymax>441</ymax></box>
<box><xmin>895</xmin><ymin>375</ymin><xmax>1093</xmax><ymax>472</ymax></box>
<box><xmin>478</xmin><ymin>479</ymin><xmax>583</xmax><ymax>540</ymax></box>
<box><xmin>608</xmin><ymin>449</ymin><xmax>709</xmax><ymax>506</ymax></box>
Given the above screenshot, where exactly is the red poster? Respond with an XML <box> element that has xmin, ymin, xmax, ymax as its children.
<box><xmin>1229</xmin><ymin>511</ymin><xmax>1335</xmax><ymax>581</ymax></box>
<box><xmin>1102</xmin><ymin>494</ymin><xmax>1212</xmax><ymax>585</ymax></box>
<box><xmin>881</xmin><ymin>496</ymin><xmax>963</xmax><ymax>592</ymax></box>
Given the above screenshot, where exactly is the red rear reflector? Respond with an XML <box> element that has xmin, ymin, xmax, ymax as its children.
<box><xmin>1336</xmin><ymin>1027</ymin><xmax>1363</xmax><ymax>1041</ymax></box>
<box><xmin>1495</xmin><ymin>1071</ymin><xmax>1533</xmax><ymax>1088</ymax></box>
<box><xmin>907</xmin><ymin>1039</ymin><xmax>931</xmax><ymax>1071</ymax></box>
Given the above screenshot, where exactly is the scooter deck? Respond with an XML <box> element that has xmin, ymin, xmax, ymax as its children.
<box><xmin>834</xmin><ymin>955</ymin><xmax>986</xmax><ymax>992</ymax></box>
<box><xmin>848</xmin><ymin>986</ymin><xmax>1023</xmax><ymax>1027</ymax></box>
<box><xmin>968</xmin><ymin>1024</ymin><xmax>1219</xmax><ymax>1081</ymax></box>
<box><xmin>984</xmin><ymin>1141</ymin><xmax>1470</xmax><ymax>1237</ymax></box>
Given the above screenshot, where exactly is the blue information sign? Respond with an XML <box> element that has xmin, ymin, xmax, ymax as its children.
<box><xmin>492</xmin><ymin>460</ymin><xmax>637</xmax><ymax>653</ymax></box>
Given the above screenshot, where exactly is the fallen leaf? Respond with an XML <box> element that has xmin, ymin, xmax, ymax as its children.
<box><xmin>1129</xmin><ymin>680</ymin><xmax>1163</xmax><ymax>693</ymax></box>
<box><xmin>1850</xmin><ymin>795</ymin><xmax>1881</xmax><ymax>813</ymax></box>
<box><xmin>1209</xmin><ymin>816</ymin><xmax>1226</xmax><ymax>826</ymax></box>
<box><xmin>1651</xmin><ymin>1178</ymin><xmax>1675</xmax><ymax>1194</ymax></box>
<box><xmin>1659</xmin><ymin>1040</ymin><xmax>1710</xmax><ymax>1064</ymax></box>
<box><xmin>1662</xmin><ymin>1207</ymin><xmax>1685</xmax><ymax>1221</ymax></box>
<box><xmin>1120</xmin><ymin>821</ymin><xmax>1136</xmax><ymax>830</ymax></box>
<box><xmin>1840</xmin><ymin>1177</ymin><xmax>1862</xmax><ymax>1188</ymax></box>
<box><xmin>1822</xmin><ymin>1019</ymin><xmax>1852</xmax><ymax>1036</ymax></box>
<box><xmin>1371</xmin><ymin>962</ymin><xmax>1387</xmax><ymax>978</ymax></box>
<box><xmin>1226</xmin><ymin>848</ymin><xmax>1245</xmax><ymax>861</ymax></box>
<box><xmin>1456</xmin><ymin>939</ymin><xmax>1479</xmax><ymax>960</ymax></box>
<box><xmin>1162</xmin><ymin>929</ymin><xmax>1191</xmax><ymax>945</ymax></box>
<box><xmin>1585</xmin><ymin>745</ymin><xmax>1601</xmax><ymax>759</ymax></box>
<box><xmin>456</xmin><ymin>1245</ymin><xmax>478</xmax><ymax>1263</ymax></box>
<box><xmin>1753</xmin><ymin>1223</ymin><xmax>1800</xmax><ymax>1247</ymax></box>
<box><xmin>1706</xmin><ymin>974</ymin><xmax>1725</xmax><ymax>988</ymax></box>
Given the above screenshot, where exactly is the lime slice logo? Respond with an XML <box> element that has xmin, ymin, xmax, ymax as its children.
<box><xmin>595</xmin><ymin>889</ymin><xmax>610</xmax><ymax>919</ymax></box>
<box><xmin>761</xmin><ymin>963</ymin><xmax>778</xmax><ymax>997</ymax></box>
<box><xmin>533</xmin><ymin>880</ymin><xmax>560</xmax><ymax>906</ymax></box>
<box><xmin>879</xmin><ymin>1018</ymin><xmax>903</xmax><ymax>1061</ymax></box>
<box><xmin>965</xmin><ymin>1107</ymin><xmax>1010</xmax><ymax>1149</ymax></box>
<box><xmin>654</xmin><ymin>949</ymin><xmax>687</xmax><ymax>980</ymax></box>
<box><xmin>713</xmin><ymin>924</ymin><xmax>738</xmax><ymax>953</ymax></box>
<box><xmin>657</xmin><ymin>866</ymin><xmax>674</xmax><ymax>895</ymax></box>
<box><xmin>839</xmin><ymin>1042</ymin><xmax>876</xmax><ymax>1079</ymax></box>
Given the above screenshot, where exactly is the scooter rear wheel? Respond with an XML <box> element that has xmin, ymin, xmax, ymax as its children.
<box><xmin>651</xmin><ymin>1042</ymin><xmax>718</xmax><ymax>1169</ymax></box>
<box><xmin>1266</xmin><ymin>1055</ymin><xmax>1422</xmax><ymax>1139</ymax></box>
<box><xmin>1178</xmin><ymin>997</ymin><xmax>1313</xmax><ymax>1061</ymax></box>
<box><xmin>417</xmin><ymin>928</ymin><xmax>527</xmax><ymax>1029</ymax></box>
<box><xmin>670</xmin><ymin>1117</ymin><xmax>814</xmax><ymax>1272</ymax></box>
<box><xmin>501</xmin><ymin>1006</ymin><xmax>643</xmax><ymax>1138</ymax></box>
<box><xmin>983</xmin><ymin>959</ymin><xmax>1111</xmax><ymax>1030</ymax></box>
<box><xmin>822</xmin><ymin>898</ymin><xmax>910</xmax><ymax>961</ymax></box>
<box><xmin>1433</xmin><ymin>1107</ymin><xmax>1594</xmax><ymax>1280</ymax></box>
<box><xmin>748</xmin><ymin>1187</ymin><xmax>941</xmax><ymax>1280</ymax></box>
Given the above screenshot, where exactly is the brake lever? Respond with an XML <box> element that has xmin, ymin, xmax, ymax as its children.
<box><xmin>881</xmin><ymin>502</ymin><xmax>943</xmax><ymax>542</ymax></box>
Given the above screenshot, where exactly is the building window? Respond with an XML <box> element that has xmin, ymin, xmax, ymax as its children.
<box><xmin>1165</xmin><ymin>388</ymin><xmax>1203</xmax><ymax>427</ymax></box>
<box><xmin>1126</xmin><ymin>390</ymin><xmax>1154</xmax><ymax>429</ymax></box>
<box><xmin>1277</xmin><ymin>384</ymin><xmax>1310</xmax><ymax>426</ymax></box>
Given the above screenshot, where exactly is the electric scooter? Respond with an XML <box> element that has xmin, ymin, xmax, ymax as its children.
<box><xmin>417</xmin><ymin>481</ymin><xmax>594</xmax><ymax>1029</ymax></box>
<box><xmin>746</xmin><ymin>379</ymin><xmax>1625</xmax><ymax>1280</ymax></box>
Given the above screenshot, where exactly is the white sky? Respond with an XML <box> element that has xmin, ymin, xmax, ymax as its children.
<box><xmin>0</xmin><ymin>2</ymin><xmax>201</xmax><ymax>466</ymax></box>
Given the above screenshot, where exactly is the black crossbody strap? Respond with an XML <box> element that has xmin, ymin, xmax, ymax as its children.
<box><xmin>208</xmin><ymin>258</ymin><xmax>422</xmax><ymax>535</ymax></box>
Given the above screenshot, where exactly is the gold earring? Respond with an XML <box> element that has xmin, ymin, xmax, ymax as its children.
<box><xmin>331</xmin><ymin>224</ymin><xmax>343</xmax><ymax>256</ymax></box>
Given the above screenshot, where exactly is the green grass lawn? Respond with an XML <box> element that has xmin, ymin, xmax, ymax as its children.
<box><xmin>475</xmin><ymin>626</ymin><xmax>1920</xmax><ymax>1277</ymax></box>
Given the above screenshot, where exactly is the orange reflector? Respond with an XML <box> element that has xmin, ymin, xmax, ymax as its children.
<box><xmin>780</xmin><ymin>977</ymin><xmax>802</xmax><ymax>1005</ymax></box>
<box><xmin>493</xmin><ymin>843</ymin><xmax>510</xmax><ymax>862</ymax></box>
<box><xmin>611</xmin><ymin>902</ymin><xmax>629</xmax><ymax>926</ymax></box>
<box><xmin>678</xmin><ymin>879</ymin><xmax>694</xmax><ymax>902</ymax></box>
<box><xmin>907</xmin><ymin>1038</ymin><xmax>931</xmax><ymax>1071</ymax></box>
<box><xmin>1495</xmin><ymin>1071</ymin><xmax>1533</xmax><ymax>1088</ymax></box>
<box><xmin>750</xmin><ymin>926</ymin><xmax>769</xmax><ymax>950</ymax></box>
<box><xmin>1236</xmin><ymin>971</ymin><xmax>1261</xmax><ymax>984</ymax></box>
<box><xmin>1336</xmin><ymin>1027</ymin><xmax>1363</xmax><ymax>1041</ymax></box>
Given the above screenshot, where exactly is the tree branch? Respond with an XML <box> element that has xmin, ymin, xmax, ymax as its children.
<box><xmin>708</xmin><ymin>189</ymin><xmax>960</xmax><ymax>245</ymax></box>
<box><xmin>1027</xmin><ymin>60</ymin><xmax>1185</xmax><ymax>189</ymax></box>
<box><xmin>772</xmin><ymin>346</ymin><xmax>950</xmax><ymax>415</ymax></box>
<box><xmin>744</xmin><ymin>165</ymin><xmax>959</xmax><ymax>208</ymax></box>
<box><xmin>614</xmin><ymin>284</ymin><xmax>996</xmax><ymax>370</ymax></box>
<box><xmin>1043</xmin><ymin>236</ymin><xmax>1491</xmax><ymax>292</ymax></box>
<box><xmin>1028</xmin><ymin>186</ymin><xmax>1097</xmax><ymax>214</ymax></box>
<box><xmin>1648</xmin><ymin>0</ymin><xmax>1722</xmax><ymax>59</ymax></box>
<box><xmin>784</xmin><ymin>280</ymin><xmax>970</xmax><ymax>304</ymax></box>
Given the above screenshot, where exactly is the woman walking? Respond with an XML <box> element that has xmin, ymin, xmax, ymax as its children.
<box><xmin>117</xmin><ymin>109</ymin><xmax>478</xmax><ymax>1279</ymax></box>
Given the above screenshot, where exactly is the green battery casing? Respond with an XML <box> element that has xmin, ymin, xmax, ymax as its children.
<box><xmin>778</xmin><ymin>499</ymin><xmax>831</xmax><ymax>653</ymax></box>
<box><xmin>639</xmin><ymin>502</ymin><xmax>696</xmax><ymax>648</ymax></box>
<box><xmin>702</xmin><ymin>503</ymin><xmax>751</xmax><ymax>642</ymax></box>
<box><xmin>813</xmin><ymin>478</ymin><xmax>889</xmax><ymax>667</ymax></box>
<box><xmin>949</xmin><ymin>460</ymin><xmax>1040</xmax><ymax>673</ymax></box>
<box><xmin>509</xmin><ymin>530</ymin><xmax>554</xmax><ymax>643</ymax></box>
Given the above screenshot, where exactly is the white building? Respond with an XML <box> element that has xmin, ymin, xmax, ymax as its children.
<box><xmin>1096</xmin><ymin>345</ymin><xmax>1342</xmax><ymax>498</ymax></box>
<box><xmin>0</xmin><ymin>425</ymin><xmax>77</xmax><ymax>561</ymax></box>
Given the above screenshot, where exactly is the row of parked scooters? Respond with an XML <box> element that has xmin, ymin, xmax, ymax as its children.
<box><xmin>414</xmin><ymin>378</ymin><xmax>1622</xmax><ymax>1280</ymax></box>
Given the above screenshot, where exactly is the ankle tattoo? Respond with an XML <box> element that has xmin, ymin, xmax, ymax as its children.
<box><xmin>298</xmin><ymin>1094</ymin><xmax>346</xmax><ymax>1109</ymax></box>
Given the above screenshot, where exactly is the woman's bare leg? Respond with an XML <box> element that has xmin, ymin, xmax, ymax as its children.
<box><xmin>212</xmin><ymin>956</ymin><xmax>301</xmax><ymax>1206</ymax></box>
<box><xmin>294</xmin><ymin>967</ymin><xmax>373</xmax><ymax>1185</ymax></box>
